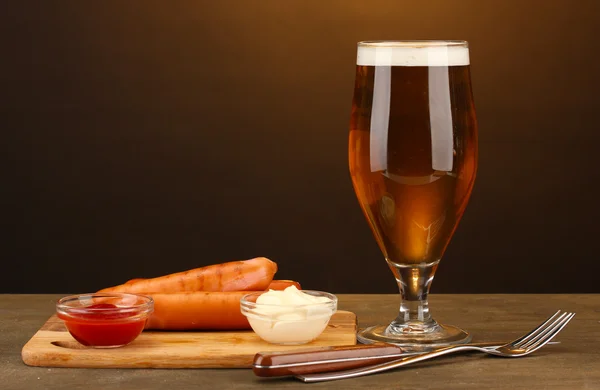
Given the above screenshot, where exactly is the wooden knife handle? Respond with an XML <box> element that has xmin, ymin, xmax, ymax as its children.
<box><xmin>252</xmin><ymin>343</ymin><xmax>404</xmax><ymax>377</ymax></box>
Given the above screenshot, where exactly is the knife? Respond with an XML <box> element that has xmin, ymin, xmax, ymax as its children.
<box><xmin>252</xmin><ymin>341</ymin><xmax>560</xmax><ymax>377</ymax></box>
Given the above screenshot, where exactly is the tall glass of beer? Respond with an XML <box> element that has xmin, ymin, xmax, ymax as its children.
<box><xmin>349</xmin><ymin>41</ymin><xmax>478</xmax><ymax>349</ymax></box>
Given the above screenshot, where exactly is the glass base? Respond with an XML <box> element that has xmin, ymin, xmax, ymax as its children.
<box><xmin>357</xmin><ymin>322</ymin><xmax>471</xmax><ymax>352</ymax></box>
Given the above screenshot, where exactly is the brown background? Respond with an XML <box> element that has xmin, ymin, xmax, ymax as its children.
<box><xmin>2</xmin><ymin>0</ymin><xmax>599</xmax><ymax>293</ymax></box>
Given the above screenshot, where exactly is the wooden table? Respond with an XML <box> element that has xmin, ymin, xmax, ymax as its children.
<box><xmin>3</xmin><ymin>294</ymin><xmax>598</xmax><ymax>389</ymax></box>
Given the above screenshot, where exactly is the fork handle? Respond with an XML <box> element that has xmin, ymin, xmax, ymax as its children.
<box><xmin>254</xmin><ymin>341</ymin><xmax>512</xmax><ymax>378</ymax></box>
<box><xmin>296</xmin><ymin>345</ymin><xmax>483</xmax><ymax>383</ymax></box>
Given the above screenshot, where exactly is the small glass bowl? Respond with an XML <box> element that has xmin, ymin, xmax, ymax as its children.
<box><xmin>56</xmin><ymin>293</ymin><xmax>153</xmax><ymax>348</ymax></box>
<box><xmin>240</xmin><ymin>290</ymin><xmax>338</xmax><ymax>345</ymax></box>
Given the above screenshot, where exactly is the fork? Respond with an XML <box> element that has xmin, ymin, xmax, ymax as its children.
<box><xmin>296</xmin><ymin>310</ymin><xmax>575</xmax><ymax>383</ymax></box>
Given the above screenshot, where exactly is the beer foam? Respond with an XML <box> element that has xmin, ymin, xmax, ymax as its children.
<box><xmin>357</xmin><ymin>41</ymin><xmax>470</xmax><ymax>66</ymax></box>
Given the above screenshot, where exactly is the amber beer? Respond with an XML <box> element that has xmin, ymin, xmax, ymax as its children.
<box><xmin>349</xmin><ymin>42</ymin><xmax>478</xmax><ymax>267</ymax></box>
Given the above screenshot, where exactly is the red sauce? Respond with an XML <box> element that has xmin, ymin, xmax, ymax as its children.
<box><xmin>58</xmin><ymin>303</ymin><xmax>147</xmax><ymax>347</ymax></box>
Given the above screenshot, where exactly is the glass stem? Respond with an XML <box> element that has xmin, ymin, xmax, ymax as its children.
<box><xmin>387</xmin><ymin>260</ymin><xmax>439</xmax><ymax>331</ymax></box>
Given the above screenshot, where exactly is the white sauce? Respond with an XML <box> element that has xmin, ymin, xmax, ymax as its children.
<box><xmin>246</xmin><ymin>286</ymin><xmax>335</xmax><ymax>344</ymax></box>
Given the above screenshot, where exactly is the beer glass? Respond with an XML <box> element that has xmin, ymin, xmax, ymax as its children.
<box><xmin>349</xmin><ymin>41</ymin><xmax>478</xmax><ymax>349</ymax></box>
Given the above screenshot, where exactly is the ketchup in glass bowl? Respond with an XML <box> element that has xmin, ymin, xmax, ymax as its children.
<box><xmin>56</xmin><ymin>293</ymin><xmax>153</xmax><ymax>348</ymax></box>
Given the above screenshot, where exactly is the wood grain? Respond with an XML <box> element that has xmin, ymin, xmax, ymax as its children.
<box><xmin>5</xmin><ymin>294</ymin><xmax>598</xmax><ymax>389</ymax></box>
<box><xmin>21</xmin><ymin>311</ymin><xmax>357</xmax><ymax>368</ymax></box>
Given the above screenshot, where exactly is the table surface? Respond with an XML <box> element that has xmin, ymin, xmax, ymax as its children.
<box><xmin>2</xmin><ymin>294</ymin><xmax>598</xmax><ymax>390</ymax></box>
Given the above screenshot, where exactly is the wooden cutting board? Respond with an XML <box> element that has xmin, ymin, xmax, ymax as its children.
<box><xmin>22</xmin><ymin>311</ymin><xmax>357</xmax><ymax>368</ymax></box>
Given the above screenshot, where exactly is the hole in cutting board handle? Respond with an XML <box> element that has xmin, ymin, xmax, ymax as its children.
<box><xmin>51</xmin><ymin>341</ymin><xmax>89</xmax><ymax>350</ymax></box>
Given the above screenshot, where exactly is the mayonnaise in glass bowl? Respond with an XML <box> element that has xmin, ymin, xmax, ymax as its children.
<box><xmin>240</xmin><ymin>286</ymin><xmax>338</xmax><ymax>345</ymax></box>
